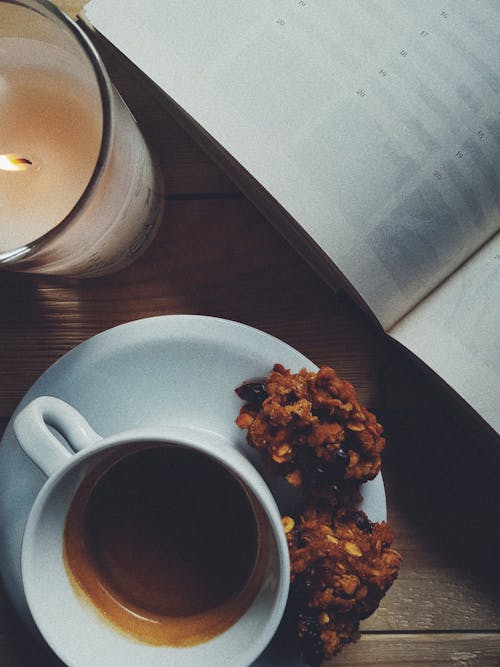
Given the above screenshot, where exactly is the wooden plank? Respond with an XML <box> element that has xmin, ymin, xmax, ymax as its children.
<box><xmin>0</xmin><ymin>198</ymin><xmax>387</xmax><ymax>418</ymax></box>
<box><xmin>325</xmin><ymin>633</ymin><xmax>500</xmax><ymax>665</ymax></box>
<box><xmin>363</xmin><ymin>561</ymin><xmax>500</xmax><ymax>632</ymax></box>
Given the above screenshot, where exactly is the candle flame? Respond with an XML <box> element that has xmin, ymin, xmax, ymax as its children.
<box><xmin>0</xmin><ymin>154</ymin><xmax>32</xmax><ymax>172</ymax></box>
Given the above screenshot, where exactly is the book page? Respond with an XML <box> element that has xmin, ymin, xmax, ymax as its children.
<box><xmin>389</xmin><ymin>232</ymin><xmax>500</xmax><ymax>435</ymax></box>
<box><xmin>85</xmin><ymin>0</ymin><xmax>500</xmax><ymax>328</ymax></box>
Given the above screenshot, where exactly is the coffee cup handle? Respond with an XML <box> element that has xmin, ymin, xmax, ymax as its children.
<box><xmin>13</xmin><ymin>396</ymin><xmax>101</xmax><ymax>477</ymax></box>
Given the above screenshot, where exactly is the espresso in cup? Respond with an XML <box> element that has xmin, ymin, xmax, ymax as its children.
<box><xmin>16</xmin><ymin>397</ymin><xmax>289</xmax><ymax>666</ymax></box>
<box><xmin>64</xmin><ymin>444</ymin><xmax>265</xmax><ymax>646</ymax></box>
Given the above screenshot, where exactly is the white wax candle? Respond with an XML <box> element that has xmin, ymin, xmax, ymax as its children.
<box><xmin>0</xmin><ymin>38</ymin><xmax>102</xmax><ymax>252</ymax></box>
<box><xmin>0</xmin><ymin>17</ymin><xmax>164</xmax><ymax>278</ymax></box>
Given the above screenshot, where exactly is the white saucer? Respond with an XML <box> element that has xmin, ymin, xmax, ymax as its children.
<box><xmin>0</xmin><ymin>315</ymin><xmax>386</xmax><ymax>666</ymax></box>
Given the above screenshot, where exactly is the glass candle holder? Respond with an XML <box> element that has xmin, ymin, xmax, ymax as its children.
<box><xmin>0</xmin><ymin>0</ymin><xmax>165</xmax><ymax>277</ymax></box>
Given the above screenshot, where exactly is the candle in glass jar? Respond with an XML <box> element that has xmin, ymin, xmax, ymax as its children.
<box><xmin>0</xmin><ymin>5</ymin><xmax>164</xmax><ymax>279</ymax></box>
<box><xmin>0</xmin><ymin>38</ymin><xmax>102</xmax><ymax>252</ymax></box>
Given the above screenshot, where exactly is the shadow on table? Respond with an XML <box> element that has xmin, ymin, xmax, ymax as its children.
<box><xmin>380</xmin><ymin>354</ymin><xmax>500</xmax><ymax>604</ymax></box>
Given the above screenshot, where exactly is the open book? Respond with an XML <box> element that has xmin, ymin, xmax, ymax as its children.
<box><xmin>83</xmin><ymin>0</ymin><xmax>500</xmax><ymax>436</ymax></box>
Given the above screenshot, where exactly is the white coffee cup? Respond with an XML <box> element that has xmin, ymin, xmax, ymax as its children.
<box><xmin>14</xmin><ymin>395</ymin><xmax>290</xmax><ymax>667</ymax></box>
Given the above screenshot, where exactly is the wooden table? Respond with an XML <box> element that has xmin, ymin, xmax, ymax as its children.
<box><xmin>1</xmin><ymin>3</ymin><xmax>499</xmax><ymax>665</ymax></box>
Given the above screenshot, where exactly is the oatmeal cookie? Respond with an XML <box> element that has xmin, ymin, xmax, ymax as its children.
<box><xmin>283</xmin><ymin>504</ymin><xmax>402</xmax><ymax>664</ymax></box>
<box><xmin>236</xmin><ymin>364</ymin><xmax>385</xmax><ymax>494</ymax></box>
<box><xmin>235</xmin><ymin>363</ymin><xmax>401</xmax><ymax>664</ymax></box>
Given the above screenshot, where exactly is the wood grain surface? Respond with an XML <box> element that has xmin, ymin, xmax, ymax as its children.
<box><xmin>0</xmin><ymin>2</ymin><xmax>499</xmax><ymax>665</ymax></box>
